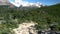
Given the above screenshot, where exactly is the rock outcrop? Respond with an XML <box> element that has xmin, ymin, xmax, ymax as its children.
<box><xmin>13</xmin><ymin>21</ymin><xmax>38</xmax><ymax>34</ymax></box>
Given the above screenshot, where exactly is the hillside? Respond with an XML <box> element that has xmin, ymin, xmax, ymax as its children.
<box><xmin>0</xmin><ymin>4</ymin><xmax>60</xmax><ymax>34</ymax></box>
<box><xmin>40</xmin><ymin>3</ymin><xmax>60</xmax><ymax>16</ymax></box>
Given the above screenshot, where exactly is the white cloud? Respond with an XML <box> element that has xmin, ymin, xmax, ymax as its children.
<box><xmin>9</xmin><ymin>0</ymin><xmax>42</xmax><ymax>7</ymax></box>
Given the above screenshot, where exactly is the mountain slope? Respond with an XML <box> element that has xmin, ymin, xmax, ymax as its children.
<box><xmin>0</xmin><ymin>3</ymin><xmax>60</xmax><ymax>34</ymax></box>
<box><xmin>40</xmin><ymin>3</ymin><xmax>60</xmax><ymax>16</ymax></box>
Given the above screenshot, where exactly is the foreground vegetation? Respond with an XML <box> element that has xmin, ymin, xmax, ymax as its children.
<box><xmin>0</xmin><ymin>3</ymin><xmax>60</xmax><ymax>34</ymax></box>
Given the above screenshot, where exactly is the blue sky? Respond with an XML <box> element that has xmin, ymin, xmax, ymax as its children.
<box><xmin>26</xmin><ymin>0</ymin><xmax>60</xmax><ymax>5</ymax></box>
<box><xmin>9</xmin><ymin>0</ymin><xmax>60</xmax><ymax>5</ymax></box>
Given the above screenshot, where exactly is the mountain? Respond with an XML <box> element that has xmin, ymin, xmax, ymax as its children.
<box><xmin>0</xmin><ymin>0</ymin><xmax>9</xmax><ymax>5</ymax></box>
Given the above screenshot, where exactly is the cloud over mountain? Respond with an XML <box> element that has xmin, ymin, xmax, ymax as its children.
<box><xmin>9</xmin><ymin>0</ymin><xmax>42</xmax><ymax>7</ymax></box>
<box><xmin>0</xmin><ymin>0</ymin><xmax>42</xmax><ymax>7</ymax></box>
